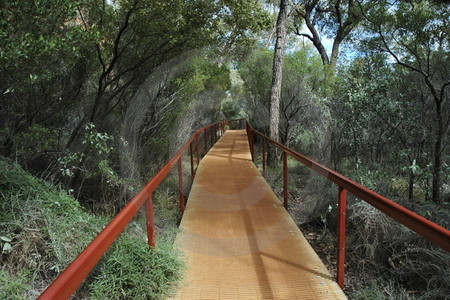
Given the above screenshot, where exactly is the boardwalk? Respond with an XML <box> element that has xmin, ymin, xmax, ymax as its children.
<box><xmin>169</xmin><ymin>130</ymin><xmax>346</xmax><ymax>299</ymax></box>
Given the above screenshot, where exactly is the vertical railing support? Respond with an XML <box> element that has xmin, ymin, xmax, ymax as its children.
<box><xmin>211</xmin><ymin>125</ymin><xmax>215</xmax><ymax>148</ymax></box>
<box><xmin>195</xmin><ymin>134</ymin><xmax>200</xmax><ymax>167</ymax></box>
<box><xmin>283</xmin><ymin>151</ymin><xmax>288</xmax><ymax>210</ymax></box>
<box><xmin>262</xmin><ymin>138</ymin><xmax>266</xmax><ymax>178</ymax></box>
<box><xmin>204</xmin><ymin>129</ymin><xmax>208</xmax><ymax>154</ymax></box>
<box><xmin>337</xmin><ymin>186</ymin><xmax>347</xmax><ymax>288</ymax></box>
<box><xmin>178</xmin><ymin>158</ymin><xmax>185</xmax><ymax>213</ymax></box>
<box><xmin>145</xmin><ymin>193</ymin><xmax>155</xmax><ymax>248</ymax></box>
<box><xmin>214</xmin><ymin>124</ymin><xmax>217</xmax><ymax>143</ymax></box>
<box><xmin>246</xmin><ymin>121</ymin><xmax>255</xmax><ymax>162</ymax></box>
<box><xmin>189</xmin><ymin>142</ymin><xmax>194</xmax><ymax>178</ymax></box>
<box><xmin>250</xmin><ymin>132</ymin><xmax>254</xmax><ymax>162</ymax></box>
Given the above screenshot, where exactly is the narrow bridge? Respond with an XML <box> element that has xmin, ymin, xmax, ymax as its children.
<box><xmin>169</xmin><ymin>129</ymin><xmax>345</xmax><ymax>299</ymax></box>
<box><xmin>38</xmin><ymin>120</ymin><xmax>450</xmax><ymax>299</ymax></box>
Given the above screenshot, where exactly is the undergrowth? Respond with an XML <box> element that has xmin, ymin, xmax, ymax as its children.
<box><xmin>89</xmin><ymin>237</ymin><xmax>183</xmax><ymax>299</ymax></box>
<box><xmin>0</xmin><ymin>157</ymin><xmax>184</xmax><ymax>299</ymax></box>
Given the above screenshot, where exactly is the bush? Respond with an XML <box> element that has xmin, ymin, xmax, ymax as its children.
<box><xmin>0</xmin><ymin>157</ymin><xmax>184</xmax><ymax>298</ymax></box>
<box><xmin>89</xmin><ymin>236</ymin><xmax>183</xmax><ymax>300</ymax></box>
<box><xmin>0</xmin><ymin>157</ymin><xmax>107</xmax><ymax>295</ymax></box>
<box><xmin>346</xmin><ymin>199</ymin><xmax>450</xmax><ymax>299</ymax></box>
<box><xmin>352</xmin><ymin>280</ymin><xmax>412</xmax><ymax>300</ymax></box>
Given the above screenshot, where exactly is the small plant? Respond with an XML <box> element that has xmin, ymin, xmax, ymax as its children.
<box><xmin>1</xmin><ymin>235</ymin><xmax>12</xmax><ymax>254</ymax></box>
<box><xmin>0</xmin><ymin>269</ymin><xmax>30</xmax><ymax>300</ymax></box>
<box><xmin>89</xmin><ymin>236</ymin><xmax>183</xmax><ymax>300</ymax></box>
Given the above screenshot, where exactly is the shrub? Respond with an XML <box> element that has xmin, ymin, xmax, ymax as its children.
<box><xmin>89</xmin><ymin>236</ymin><xmax>183</xmax><ymax>300</ymax></box>
<box><xmin>0</xmin><ymin>157</ymin><xmax>184</xmax><ymax>298</ymax></box>
<box><xmin>0</xmin><ymin>158</ymin><xmax>106</xmax><ymax>294</ymax></box>
<box><xmin>346</xmin><ymin>199</ymin><xmax>450</xmax><ymax>298</ymax></box>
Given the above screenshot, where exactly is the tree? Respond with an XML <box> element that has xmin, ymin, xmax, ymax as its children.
<box><xmin>0</xmin><ymin>0</ymin><xmax>270</xmax><ymax>204</ymax></box>
<box><xmin>362</xmin><ymin>0</ymin><xmax>449</xmax><ymax>203</ymax></box>
<box><xmin>292</xmin><ymin>0</ymin><xmax>363</xmax><ymax>71</ymax></box>
<box><xmin>268</xmin><ymin>0</ymin><xmax>288</xmax><ymax>166</ymax></box>
<box><xmin>239</xmin><ymin>46</ymin><xmax>327</xmax><ymax>158</ymax></box>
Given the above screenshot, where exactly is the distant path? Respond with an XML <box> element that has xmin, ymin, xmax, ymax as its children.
<box><xmin>168</xmin><ymin>129</ymin><xmax>346</xmax><ymax>299</ymax></box>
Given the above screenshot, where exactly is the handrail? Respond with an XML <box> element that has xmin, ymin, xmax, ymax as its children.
<box><xmin>38</xmin><ymin>120</ymin><xmax>227</xmax><ymax>299</ymax></box>
<box><xmin>229</xmin><ymin>118</ymin><xmax>450</xmax><ymax>289</ymax></box>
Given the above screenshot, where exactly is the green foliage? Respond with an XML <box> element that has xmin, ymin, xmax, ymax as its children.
<box><xmin>221</xmin><ymin>99</ymin><xmax>242</xmax><ymax>120</ymax></box>
<box><xmin>239</xmin><ymin>45</ymin><xmax>328</xmax><ymax>141</ymax></box>
<box><xmin>89</xmin><ymin>236</ymin><xmax>183</xmax><ymax>300</ymax></box>
<box><xmin>0</xmin><ymin>157</ymin><xmax>185</xmax><ymax>297</ymax></box>
<box><xmin>352</xmin><ymin>280</ymin><xmax>412</xmax><ymax>300</ymax></box>
<box><xmin>0</xmin><ymin>157</ymin><xmax>106</xmax><ymax>289</ymax></box>
<box><xmin>0</xmin><ymin>269</ymin><xmax>29</xmax><ymax>300</ymax></box>
<box><xmin>11</xmin><ymin>125</ymin><xmax>58</xmax><ymax>162</ymax></box>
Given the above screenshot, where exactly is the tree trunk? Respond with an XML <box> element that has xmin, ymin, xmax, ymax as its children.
<box><xmin>330</xmin><ymin>36</ymin><xmax>343</xmax><ymax>71</ymax></box>
<box><xmin>432</xmin><ymin>105</ymin><xmax>444</xmax><ymax>203</ymax></box>
<box><xmin>268</xmin><ymin>0</ymin><xmax>288</xmax><ymax>166</ymax></box>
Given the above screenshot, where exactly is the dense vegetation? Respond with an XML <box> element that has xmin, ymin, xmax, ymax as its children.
<box><xmin>1</xmin><ymin>0</ymin><xmax>448</xmax><ymax>299</ymax></box>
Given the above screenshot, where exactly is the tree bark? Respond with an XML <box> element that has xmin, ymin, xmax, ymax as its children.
<box><xmin>268</xmin><ymin>0</ymin><xmax>288</xmax><ymax>166</ymax></box>
<box><xmin>432</xmin><ymin>101</ymin><xmax>444</xmax><ymax>203</ymax></box>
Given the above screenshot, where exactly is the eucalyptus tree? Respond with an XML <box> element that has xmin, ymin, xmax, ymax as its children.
<box><xmin>362</xmin><ymin>0</ymin><xmax>449</xmax><ymax>203</ymax></box>
<box><xmin>291</xmin><ymin>0</ymin><xmax>364</xmax><ymax>71</ymax></box>
<box><xmin>240</xmin><ymin>46</ymin><xmax>326</xmax><ymax>153</ymax></box>
<box><xmin>268</xmin><ymin>0</ymin><xmax>288</xmax><ymax>165</ymax></box>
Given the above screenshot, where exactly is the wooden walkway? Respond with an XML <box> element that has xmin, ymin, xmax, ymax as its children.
<box><xmin>168</xmin><ymin>130</ymin><xmax>346</xmax><ymax>300</ymax></box>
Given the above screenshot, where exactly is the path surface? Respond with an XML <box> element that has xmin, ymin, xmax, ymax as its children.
<box><xmin>168</xmin><ymin>130</ymin><xmax>346</xmax><ymax>300</ymax></box>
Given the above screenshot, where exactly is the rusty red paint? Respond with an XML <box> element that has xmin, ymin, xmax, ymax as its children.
<box><xmin>283</xmin><ymin>151</ymin><xmax>288</xmax><ymax>210</ymax></box>
<box><xmin>337</xmin><ymin>186</ymin><xmax>347</xmax><ymax>288</ymax></box>
<box><xmin>262</xmin><ymin>138</ymin><xmax>266</xmax><ymax>178</ymax></box>
<box><xmin>145</xmin><ymin>194</ymin><xmax>156</xmax><ymax>248</ymax></box>
<box><xmin>178</xmin><ymin>158</ymin><xmax>185</xmax><ymax>213</ymax></box>
<box><xmin>204</xmin><ymin>129</ymin><xmax>208</xmax><ymax>154</ymax></box>
<box><xmin>189</xmin><ymin>142</ymin><xmax>194</xmax><ymax>178</ymax></box>
<box><xmin>196</xmin><ymin>134</ymin><xmax>200</xmax><ymax>167</ymax></box>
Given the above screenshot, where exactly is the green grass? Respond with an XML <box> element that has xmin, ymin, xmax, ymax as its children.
<box><xmin>0</xmin><ymin>157</ymin><xmax>184</xmax><ymax>299</ymax></box>
<box><xmin>0</xmin><ymin>269</ymin><xmax>29</xmax><ymax>300</ymax></box>
<box><xmin>89</xmin><ymin>237</ymin><xmax>183</xmax><ymax>300</ymax></box>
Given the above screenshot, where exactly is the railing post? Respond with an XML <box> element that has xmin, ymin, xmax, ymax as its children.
<box><xmin>204</xmin><ymin>129</ymin><xmax>208</xmax><ymax>154</ymax></box>
<box><xmin>262</xmin><ymin>138</ymin><xmax>266</xmax><ymax>178</ymax></box>
<box><xmin>337</xmin><ymin>186</ymin><xmax>347</xmax><ymax>288</ymax></box>
<box><xmin>245</xmin><ymin>121</ymin><xmax>254</xmax><ymax>162</ymax></box>
<box><xmin>211</xmin><ymin>126</ymin><xmax>214</xmax><ymax>147</ymax></box>
<box><xmin>196</xmin><ymin>133</ymin><xmax>200</xmax><ymax>167</ymax></box>
<box><xmin>250</xmin><ymin>130</ymin><xmax>254</xmax><ymax>162</ymax></box>
<box><xmin>189</xmin><ymin>142</ymin><xmax>194</xmax><ymax>178</ymax></box>
<box><xmin>214</xmin><ymin>124</ymin><xmax>217</xmax><ymax>143</ymax></box>
<box><xmin>283</xmin><ymin>151</ymin><xmax>288</xmax><ymax>210</ymax></box>
<box><xmin>178</xmin><ymin>158</ymin><xmax>185</xmax><ymax>213</ymax></box>
<box><xmin>145</xmin><ymin>193</ymin><xmax>156</xmax><ymax>248</ymax></box>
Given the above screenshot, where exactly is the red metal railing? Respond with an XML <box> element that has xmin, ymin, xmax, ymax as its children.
<box><xmin>38</xmin><ymin>120</ymin><xmax>227</xmax><ymax>299</ymax></box>
<box><xmin>229</xmin><ymin>119</ymin><xmax>450</xmax><ymax>289</ymax></box>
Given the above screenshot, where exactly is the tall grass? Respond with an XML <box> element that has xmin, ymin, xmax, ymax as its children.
<box><xmin>0</xmin><ymin>157</ymin><xmax>184</xmax><ymax>299</ymax></box>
